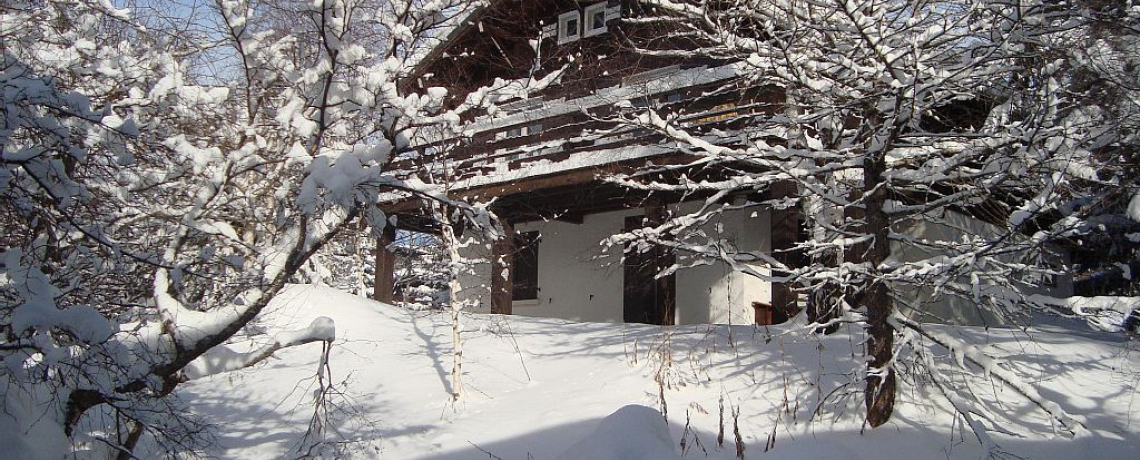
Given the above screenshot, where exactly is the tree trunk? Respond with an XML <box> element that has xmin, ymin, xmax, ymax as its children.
<box><xmin>115</xmin><ymin>421</ymin><xmax>145</xmax><ymax>460</ymax></box>
<box><xmin>374</xmin><ymin>224</ymin><xmax>396</xmax><ymax>303</ymax></box>
<box><xmin>440</xmin><ymin>215</ymin><xmax>464</xmax><ymax>401</ymax></box>
<box><xmin>861</xmin><ymin>153</ymin><xmax>895</xmax><ymax>428</ymax></box>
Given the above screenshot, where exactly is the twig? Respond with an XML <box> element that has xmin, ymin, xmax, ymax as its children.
<box><xmin>469</xmin><ymin>441</ymin><xmax>506</xmax><ymax>460</ymax></box>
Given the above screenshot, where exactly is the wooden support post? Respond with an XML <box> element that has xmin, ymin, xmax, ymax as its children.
<box><xmin>374</xmin><ymin>224</ymin><xmax>397</xmax><ymax>304</ymax></box>
<box><xmin>490</xmin><ymin>221</ymin><xmax>515</xmax><ymax>315</ymax></box>
<box><xmin>769</xmin><ymin>180</ymin><xmax>802</xmax><ymax>323</ymax></box>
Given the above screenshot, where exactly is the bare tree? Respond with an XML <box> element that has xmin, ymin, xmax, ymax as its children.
<box><xmin>0</xmin><ymin>0</ymin><xmax>523</xmax><ymax>457</ymax></box>
<box><xmin>605</xmin><ymin>0</ymin><xmax>1137</xmax><ymax>442</ymax></box>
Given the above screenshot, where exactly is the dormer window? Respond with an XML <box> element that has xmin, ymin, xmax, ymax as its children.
<box><xmin>583</xmin><ymin>2</ymin><xmax>608</xmax><ymax>37</ymax></box>
<box><xmin>547</xmin><ymin>3</ymin><xmax>617</xmax><ymax>45</ymax></box>
<box><xmin>558</xmin><ymin>11</ymin><xmax>580</xmax><ymax>44</ymax></box>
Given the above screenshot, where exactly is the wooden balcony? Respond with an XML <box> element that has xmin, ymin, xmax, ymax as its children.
<box><xmin>389</xmin><ymin>63</ymin><xmax>785</xmax><ymax>194</ymax></box>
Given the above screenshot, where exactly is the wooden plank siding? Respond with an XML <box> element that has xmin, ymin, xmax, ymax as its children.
<box><xmin>388</xmin><ymin>82</ymin><xmax>785</xmax><ymax>188</ymax></box>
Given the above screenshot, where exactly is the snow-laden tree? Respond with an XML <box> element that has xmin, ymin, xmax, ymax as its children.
<box><xmin>1027</xmin><ymin>1</ymin><xmax>1140</xmax><ymax>307</ymax></box>
<box><xmin>606</xmin><ymin>0</ymin><xmax>1138</xmax><ymax>439</ymax></box>
<box><xmin>0</xmin><ymin>0</ymin><xmax>533</xmax><ymax>457</ymax></box>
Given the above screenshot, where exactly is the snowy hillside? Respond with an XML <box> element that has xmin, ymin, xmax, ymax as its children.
<box><xmin>180</xmin><ymin>285</ymin><xmax>1139</xmax><ymax>460</ymax></box>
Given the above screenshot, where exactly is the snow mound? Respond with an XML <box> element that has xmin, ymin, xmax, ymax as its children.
<box><xmin>178</xmin><ymin>284</ymin><xmax>1140</xmax><ymax>460</ymax></box>
<box><xmin>554</xmin><ymin>405</ymin><xmax>680</xmax><ymax>460</ymax></box>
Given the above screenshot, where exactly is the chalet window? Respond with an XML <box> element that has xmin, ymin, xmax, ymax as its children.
<box><xmin>583</xmin><ymin>2</ymin><xmax>608</xmax><ymax>37</ymax></box>
<box><xmin>513</xmin><ymin>231</ymin><xmax>540</xmax><ymax>301</ymax></box>
<box><xmin>497</xmin><ymin>123</ymin><xmax>542</xmax><ymax>140</ymax></box>
<box><xmin>558</xmin><ymin>11</ymin><xmax>580</xmax><ymax>44</ymax></box>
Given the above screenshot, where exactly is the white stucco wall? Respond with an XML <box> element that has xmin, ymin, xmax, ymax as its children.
<box><xmin>889</xmin><ymin>210</ymin><xmax>1072</xmax><ymax>326</ymax></box>
<box><xmin>512</xmin><ymin>209</ymin><xmax>628</xmax><ymax>322</ymax></box>
<box><xmin>460</xmin><ymin>200</ymin><xmax>1074</xmax><ymax>327</ymax></box>
<box><xmin>457</xmin><ymin>202</ymin><xmax>772</xmax><ymax>325</ymax></box>
<box><xmin>673</xmin><ymin>203</ymin><xmax>772</xmax><ymax>325</ymax></box>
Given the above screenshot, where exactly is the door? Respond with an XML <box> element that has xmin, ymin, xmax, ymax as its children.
<box><xmin>623</xmin><ymin>216</ymin><xmax>675</xmax><ymax>325</ymax></box>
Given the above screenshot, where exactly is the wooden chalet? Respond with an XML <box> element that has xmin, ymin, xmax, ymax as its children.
<box><xmin>377</xmin><ymin>0</ymin><xmax>801</xmax><ymax>325</ymax></box>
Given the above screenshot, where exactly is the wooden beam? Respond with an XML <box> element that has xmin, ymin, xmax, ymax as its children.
<box><xmin>490</xmin><ymin>221</ymin><xmax>515</xmax><ymax>314</ymax></box>
<box><xmin>374</xmin><ymin>224</ymin><xmax>397</xmax><ymax>304</ymax></box>
<box><xmin>552</xmin><ymin>212</ymin><xmax>585</xmax><ymax>224</ymax></box>
<box><xmin>469</xmin><ymin>154</ymin><xmax>699</xmax><ymax>201</ymax></box>
<box><xmin>381</xmin><ymin>153</ymin><xmax>701</xmax><ymax>214</ymax></box>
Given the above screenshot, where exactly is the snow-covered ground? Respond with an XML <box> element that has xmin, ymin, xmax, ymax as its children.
<box><xmin>181</xmin><ymin>285</ymin><xmax>1140</xmax><ymax>459</ymax></box>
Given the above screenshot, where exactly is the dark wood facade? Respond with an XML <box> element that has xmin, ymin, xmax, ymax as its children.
<box><xmin>379</xmin><ymin>1</ymin><xmax>799</xmax><ymax>324</ymax></box>
<box><xmin>389</xmin><ymin>0</ymin><xmax>785</xmax><ymax>190</ymax></box>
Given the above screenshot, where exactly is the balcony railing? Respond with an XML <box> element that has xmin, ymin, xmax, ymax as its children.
<box><xmin>389</xmin><ymin>62</ymin><xmax>786</xmax><ymax>190</ymax></box>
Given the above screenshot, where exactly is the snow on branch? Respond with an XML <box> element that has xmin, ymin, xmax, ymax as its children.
<box><xmin>895</xmin><ymin>316</ymin><xmax>1086</xmax><ymax>436</ymax></box>
<box><xmin>184</xmin><ymin>316</ymin><xmax>335</xmax><ymax>380</ymax></box>
<box><xmin>1024</xmin><ymin>294</ymin><xmax>1140</xmax><ymax>333</ymax></box>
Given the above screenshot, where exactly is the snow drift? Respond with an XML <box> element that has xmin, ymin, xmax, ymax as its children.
<box><xmin>174</xmin><ymin>285</ymin><xmax>1139</xmax><ymax>460</ymax></box>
